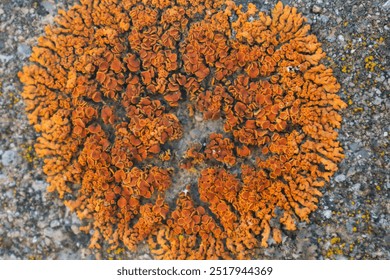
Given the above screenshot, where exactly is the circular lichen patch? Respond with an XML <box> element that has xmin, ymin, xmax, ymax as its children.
<box><xmin>19</xmin><ymin>0</ymin><xmax>346</xmax><ymax>259</ymax></box>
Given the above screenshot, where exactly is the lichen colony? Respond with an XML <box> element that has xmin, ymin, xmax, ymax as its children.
<box><xmin>19</xmin><ymin>0</ymin><xmax>346</xmax><ymax>259</ymax></box>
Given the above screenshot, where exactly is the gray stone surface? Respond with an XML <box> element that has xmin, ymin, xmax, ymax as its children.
<box><xmin>0</xmin><ymin>0</ymin><xmax>388</xmax><ymax>260</ymax></box>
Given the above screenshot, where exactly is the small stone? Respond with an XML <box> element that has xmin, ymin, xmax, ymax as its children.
<box><xmin>373</xmin><ymin>97</ymin><xmax>383</xmax><ymax>105</ymax></box>
<box><xmin>5</xmin><ymin>189</ymin><xmax>14</xmax><ymax>199</ymax></box>
<box><xmin>44</xmin><ymin>227</ymin><xmax>54</xmax><ymax>238</ymax></box>
<box><xmin>357</xmin><ymin>149</ymin><xmax>370</xmax><ymax>158</ymax></box>
<box><xmin>9</xmin><ymin>231</ymin><xmax>20</xmax><ymax>238</ymax></box>
<box><xmin>327</xmin><ymin>34</ymin><xmax>336</xmax><ymax>43</ymax></box>
<box><xmin>335</xmin><ymin>174</ymin><xmax>346</xmax><ymax>183</ymax></box>
<box><xmin>71</xmin><ymin>225</ymin><xmax>81</xmax><ymax>235</ymax></box>
<box><xmin>346</xmin><ymin>221</ymin><xmax>354</xmax><ymax>233</ymax></box>
<box><xmin>384</xmin><ymin>235</ymin><xmax>390</xmax><ymax>247</ymax></box>
<box><xmin>44</xmin><ymin>228</ymin><xmax>66</xmax><ymax>245</ymax></box>
<box><xmin>17</xmin><ymin>44</ymin><xmax>32</xmax><ymax>59</ymax></box>
<box><xmin>189</xmin><ymin>129</ymin><xmax>201</xmax><ymax>139</ymax></box>
<box><xmin>323</xmin><ymin>210</ymin><xmax>332</xmax><ymax>219</ymax></box>
<box><xmin>20</xmin><ymin>7</ymin><xmax>29</xmax><ymax>15</ymax></box>
<box><xmin>337</xmin><ymin>35</ymin><xmax>345</xmax><ymax>43</ymax></box>
<box><xmin>37</xmin><ymin>220</ymin><xmax>48</xmax><ymax>229</ymax></box>
<box><xmin>139</xmin><ymin>253</ymin><xmax>153</xmax><ymax>260</ymax></box>
<box><xmin>50</xmin><ymin>220</ymin><xmax>61</xmax><ymax>228</ymax></box>
<box><xmin>194</xmin><ymin>114</ymin><xmax>203</xmax><ymax>122</ymax></box>
<box><xmin>352</xmin><ymin>183</ymin><xmax>361</xmax><ymax>191</ymax></box>
<box><xmin>349</xmin><ymin>142</ymin><xmax>361</xmax><ymax>152</ymax></box>
<box><xmin>312</xmin><ymin>5</ymin><xmax>322</xmax><ymax>14</ymax></box>
<box><xmin>384</xmin><ymin>132</ymin><xmax>388</xmax><ymax>137</ymax></box>
<box><xmin>347</xmin><ymin>167</ymin><xmax>357</xmax><ymax>177</ymax></box>
<box><xmin>71</xmin><ymin>212</ymin><xmax>81</xmax><ymax>225</ymax></box>
<box><xmin>32</xmin><ymin>180</ymin><xmax>47</xmax><ymax>192</ymax></box>
<box><xmin>375</xmin><ymin>75</ymin><xmax>385</xmax><ymax>83</ymax></box>
<box><xmin>1</xmin><ymin>150</ymin><xmax>21</xmax><ymax>166</ymax></box>
<box><xmin>2</xmin><ymin>237</ymin><xmax>12</xmax><ymax>249</ymax></box>
<box><xmin>319</xmin><ymin>15</ymin><xmax>329</xmax><ymax>23</ymax></box>
<box><xmin>0</xmin><ymin>54</ymin><xmax>13</xmax><ymax>65</ymax></box>
<box><xmin>374</xmin><ymin>88</ymin><xmax>382</xmax><ymax>95</ymax></box>
<box><xmin>0</xmin><ymin>174</ymin><xmax>9</xmax><ymax>186</ymax></box>
<box><xmin>44</xmin><ymin>237</ymin><xmax>52</xmax><ymax>246</ymax></box>
<box><xmin>383</xmin><ymin>0</ymin><xmax>390</xmax><ymax>10</ymax></box>
<box><xmin>41</xmin><ymin>1</ymin><xmax>56</xmax><ymax>14</ymax></box>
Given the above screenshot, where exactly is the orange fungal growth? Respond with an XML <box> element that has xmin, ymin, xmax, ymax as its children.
<box><xmin>19</xmin><ymin>0</ymin><xmax>346</xmax><ymax>259</ymax></box>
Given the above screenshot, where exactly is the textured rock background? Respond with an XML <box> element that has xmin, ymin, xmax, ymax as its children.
<box><xmin>0</xmin><ymin>0</ymin><xmax>388</xmax><ymax>259</ymax></box>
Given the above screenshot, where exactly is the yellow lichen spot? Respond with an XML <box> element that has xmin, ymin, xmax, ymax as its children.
<box><xmin>114</xmin><ymin>248</ymin><xmax>124</xmax><ymax>255</ymax></box>
<box><xmin>330</xmin><ymin>237</ymin><xmax>341</xmax><ymax>245</ymax></box>
<box><xmin>353</xmin><ymin>107</ymin><xmax>363</xmax><ymax>113</ymax></box>
<box><xmin>364</xmin><ymin>55</ymin><xmax>377</xmax><ymax>72</ymax></box>
<box><xmin>326</xmin><ymin>246</ymin><xmax>343</xmax><ymax>258</ymax></box>
<box><xmin>341</xmin><ymin>65</ymin><xmax>351</xmax><ymax>73</ymax></box>
<box><xmin>21</xmin><ymin>144</ymin><xmax>35</xmax><ymax>163</ymax></box>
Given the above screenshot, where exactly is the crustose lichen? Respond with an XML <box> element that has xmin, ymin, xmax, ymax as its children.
<box><xmin>19</xmin><ymin>0</ymin><xmax>346</xmax><ymax>259</ymax></box>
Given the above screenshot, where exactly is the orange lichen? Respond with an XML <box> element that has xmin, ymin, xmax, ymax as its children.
<box><xmin>236</xmin><ymin>145</ymin><xmax>251</xmax><ymax>158</ymax></box>
<box><xmin>149</xmin><ymin>192</ymin><xmax>231</xmax><ymax>260</ymax></box>
<box><xmin>180</xmin><ymin>144</ymin><xmax>205</xmax><ymax>170</ymax></box>
<box><xmin>204</xmin><ymin>133</ymin><xmax>236</xmax><ymax>166</ymax></box>
<box><xmin>19</xmin><ymin>0</ymin><xmax>346</xmax><ymax>259</ymax></box>
<box><xmin>159</xmin><ymin>149</ymin><xmax>171</xmax><ymax>161</ymax></box>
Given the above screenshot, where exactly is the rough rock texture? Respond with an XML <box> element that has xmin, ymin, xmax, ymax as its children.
<box><xmin>0</xmin><ymin>0</ymin><xmax>388</xmax><ymax>260</ymax></box>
